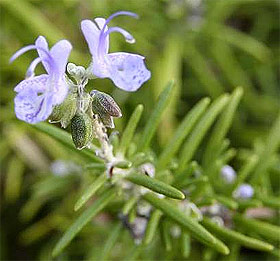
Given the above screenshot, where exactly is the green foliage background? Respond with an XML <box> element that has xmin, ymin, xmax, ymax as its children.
<box><xmin>0</xmin><ymin>0</ymin><xmax>279</xmax><ymax>260</ymax></box>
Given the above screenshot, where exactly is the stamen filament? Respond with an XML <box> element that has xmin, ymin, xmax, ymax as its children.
<box><xmin>10</xmin><ymin>45</ymin><xmax>36</xmax><ymax>63</ymax></box>
<box><xmin>98</xmin><ymin>11</ymin><xmax>138</xmax><ymax>58</ymax></box>
<box><xmin>103</xmin><ymin>27</ymin><xmax>135</xmax><ymax>44</ymax></box>
<box><xmin>10</xmin><ymin>44</ymin><xmax>56</xmax><ymax>73</ymax></box>
<box><xmin>26</xmin><ymin>57</ymin><xmax>42</xmax><ymax>78</ymax></box>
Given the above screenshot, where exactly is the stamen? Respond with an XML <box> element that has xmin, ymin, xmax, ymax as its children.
<box><xmin>101</xmin><ymin>11</ymin><xmax>138</xmax><ymax>32</ymax></box>
<box><xmin>103</xmin><ymin>27</ymin><xmax>135</xmax><ymax>44</ymax></box>
<box><xmin>26</xmin><ymin>57</ymin><xmax>42</xmax><ymax>78</ymax></box>
<box><xmin>10</xmin><ymin>45</ymin><xmax>36</xmax><ymax>63</ymax></box>
<box><xmin>10</xmin><ymin>43</ymin><xmax>56</xmax><ymax>73</ymax></box>
<box><xmin>98</xmin><ymin>11</ymin><xmax>138</xmax><ymax>58</ymax></box>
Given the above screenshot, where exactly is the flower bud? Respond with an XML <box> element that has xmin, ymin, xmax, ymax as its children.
<box><xmin>67</xmin><ymin>63</ymin><xmax>86</xmax><ymax>80</ymax></box>
<box><xmin>100</xmin><ymin>114</ymin><xmax>115</xmax><ymax>128</ymax></box>
<box><xmin>91</xmin><ymin>90</ymin><xmax>122</xmax><ymax>118</ymax></box>
<box><xmin>71</xmin><ymin>113</ymin><xmax>93</xmax><ymax>150</ymax></box>
<box><xmin>221</xmin><ymin>165</ymin><xmax>236</xmax><ymax>184</ymax></box>
<box><xmin>233</xmin><ymin>184</ymin><xmax>254</xmax><ymax>199</ymax></box>
<box><xmin>67</xmin><ymin>63</ymin><xmax>77</xmax><ymax>76</ymax></box>
<box><xmin>49</xmin><ymin>92</ymin><xmax>77</xmax><ymax>128</ymax></box>
<box><xmin>75</xmin><ymin>66</ymin><xmax>86</xmax><ymax>79</ymax></box>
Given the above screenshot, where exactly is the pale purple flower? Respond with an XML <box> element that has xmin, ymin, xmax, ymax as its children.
<box><xmin>233</xmin><ymin>184</ymin><xmax>254</xmax><ymax>199</ymax></box>
<box><xmin>81</xmin><ymin>11</ymin><xmax>151</xmax><ymax>92</ymax></box>
<box><xmin>221</xmin><ymin>165</ymin><xmax>236</xmax><ymax>184</ymax></box>
<box><xmin>10</xmin><ymin>36</ymin><xmax>72</xmax><ymax>124</ymax></box>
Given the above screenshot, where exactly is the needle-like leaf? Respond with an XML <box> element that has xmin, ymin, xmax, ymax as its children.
<box><xmin>157</xmin><ymin>97</ymin><xmax>210</xmax><ymax>170</ymax></box>
<box><xmin>118</xmin><ymin>104</ymin><xmax>143</xmax><ymax>156</ymax></box>
<box><xmin>202</xmin><ymin>217</ymin><xmax>274</xmax><ymax>252</ymax></box>
<box><xmin>143</xmin><ymin>193</ymin><xmax>229</xmax><ymax>254</ymax></box>
<box><xmin>52</xmin><ymin>188</ymin><xmax>116</xmax><ymax>257</ymax></box>
<box><xmin>181</xmin><ymin>232</ymin><xmax>191</xmax><ymax>258</ymax></box>
<box><xmin>251</xmin><ymin>112</ymin><xmax>280</xmax><ymax>183</ymax></box>
<box><xmin>138</xmin><ymin>81</ymin><xmax>174</xmax><ymax>152</ymax></box>
<box><xmin>126</xmin><ymin>173</ymin><xmax>185</xmax><ymax>200</ymax></box>
<box><xmin>178</xmin><ymin>94</ymin><xmax>229</xmax><ymax>173</ymax></box>
<box><xmin>203</xmin><ymin>87</ymin><xmax>243</xmax><ymax>167</ymax></box>
<box><xmin>234</xmin><ymin>214</ymin><xmax>280</xmax><ymax>242</ymax></box>
<box><xmin>32</xmin><ymin>122</ymin><xmax>101</xmax><ymax>162</ymax></box>
<box><xmin>99</xmin><ymin>222</ymin><xmax>122</xmax><ymax>261</ymax></box>
<box><xmin>74</xmin><ymin>174</ymin><xmax>107</xmax><ymax>211</ymax></box>
<box><xmin>143</xmin><ymin>209</ymin><xmax>163</xmax><ymax>245</ymax></box>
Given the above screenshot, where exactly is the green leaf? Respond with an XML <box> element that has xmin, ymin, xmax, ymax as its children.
<box><xmin>271</xmin><ymin>248</ymin><xmax>280</xmax><ymax>258</ymax></box>
<box><xmin>52</xmin><ymin>188</ymin><xmax>116</xmax><ymax>257</ymax></box>
<box><xmin>237</xmin><ymin>199</ymin><xmax>262</xmax><ymax>209</ymax></box>
<box><xmin>143</xmin><ymin>209</ymin><xmax>163</xmax><ymax>245</ymax></box>
<box><xmin>181</xmin><ymin>232</ymin><xmax>191</xmax><ymax>258</ymax></box>
<box><xmin>114</xmin><ymin>160</ymin><xmax>132</xmax><ymax>169</ymax></box>
<box><xmin>233</xmin><ymin>214</ymin><xmax>280</xmax><ymax>242</ymax></box>
<box><xmin>251</xmin><ymin>112</ymin><xmax>280</xmax><ymax>183</ymax></box>
<box><xmin>173</xmin><ymin>161</ymin><xmax>200</xmax><ymax>183</ymax></box>
<box><xmin>74</xmin><ymin>174</ymin><xmax>107</xmax><ymax>211</ymax></box>
<box><xmin>118</xmin><ymin>104</ymin><xmax>143</xmax><ymax>156</ymax></box>
<box><xmin>32</xmin><ymin>122</ymin><xmax>101</xmax><ymax>162</ymax></box>
<box><xmin>126</xmin><ymin>173</ymin><xmax>185</xmax><ymax>200</ymax></box>
<box><xmin>201</xmin><ymin>217</ymin><xmax>274</xmax><ymax>252</ymax></box>
<box><xmin>184</xmin><ymin>39</ymin><xmax>224</xmax><ymax>97</ymax></box>
<box><xmin>211</xmin><ymin>195</ymin><xmax>238</xmax><ymax>210</ymax></box>
<box><xmin>161</xmin><ymin>219</ymin><xmax>172</xmax><ymax>251</ymax></box>
<box><xmin>202</xmin><ymin>248</ymin><xmax>217</xmax><ymax>261</ymax></box>
<box><xmin>232</xmin><ymin>154</ymin><xmax>259</xmax><ymax>192</ymax></box>
<box><xmin>138</xmin><ymin>81</ymin><xmax>174</xmax><ymax>152</ymax></box>
<box><xmin>157</xmin><ymin>97</ymin><xmax>210</xmax><ymax>170</ymax></box>
<box><xmin>178</xmin><ymin>94</ymin><xmax>229</xmax><ymax>173</ymax></box>
<box><xmin>203</xmin><ymin>87</ymin><xmax>243</xmax><ymax>167</ymax></box>
<box><xmin>174</xmin><ymin>175</ymin><xmax>208</xmax><ymax>189</ymax></box>
<box><xmin>204</xmin><ymin>23</ymin><xmax>271</xmax><ymax>62</ymax></box>
<box><xmin>84</xmin><ymin>163</ymin><xmax>106</xmax><ymax>171</ymax></box>
<box><xmin>32</xmin><ymin>176</ymin><xmax>76</xmax><ymax>199</ymax></box>
<box><xmin>261</xmin><ymin>196</ymin><xmax>280</xmax><ymax>209</ymax></box>
<box><xmin>5</xmin><ymin>156</ymin><xmax>24</xmax><ymax>202</ymax></box>
<box><xmin>142</xmin><ymin>193</ymin><xmax>229</xmax><ymax>255</ymax></box>
<box><xmin>124</xmin><ymin>244</ymin><xmax>142</xmax><ymax>260</ymax></box>
<box><xmin>99</xmin><ymin>222</ymin><xmax>122</xmax><ymax>261</ymax></box>
<box><xmin>122</xmin><ymin>196</ymin><xmax>138</xmax><ymax>215</ymax></box>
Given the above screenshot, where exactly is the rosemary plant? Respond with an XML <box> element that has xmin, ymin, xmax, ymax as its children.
<box><xmin>1</xmin><ymin>1</ymin><xmax>280</xmax><ymax>261</ymax></box>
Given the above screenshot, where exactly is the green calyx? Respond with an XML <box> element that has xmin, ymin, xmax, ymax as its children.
<box><xmin>71</xmin><ymin>112</ymin><xmax>93</xmax><ymax>150</ymax></box>
<box><xmin>49</xmin><ymin>92</ymin><xmax>78</xmax><ymax>128</ymax></box>
<box><xmin>91</xmin><ymin>90</ymin><xmax>122</xmax><ymax>128</ymax></box>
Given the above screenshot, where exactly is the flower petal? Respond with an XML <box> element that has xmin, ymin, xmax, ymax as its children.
<box><xmin>35</xmin><ymin>36</ymin><xmax>51</xmax><ymax>74</ymax></box>
<box><xmin>106</xmin><ymin>52</ymin><xmax>151</xmax><ymax>91</ymax></box>
<box><xmin>14</xmin><ymin>74</ymin><xmax>49</xmax><ymax>93</ymax></box>
<box><xmin>14</xmin><ymin>88</ymin><xmax>53</xmax><ymax>124</ymax></box>
<box><xmin>50</xmin><ymin>40</ymin><xmax>72</xmax><ymax>75</ymax></box>
<box><xmin>81</xmin><ymin>18</ymin><xmax>109</xmax><ymax>58</ymax></box>
<box><xmin>51</xmin><ymin>76</ymin><xmax>69</xmax><ymax>105</ymax></box>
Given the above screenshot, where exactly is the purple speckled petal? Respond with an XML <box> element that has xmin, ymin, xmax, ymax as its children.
<box><xmin>12</xmin><ymin>36</ymin><xmax>72</xmax><ymax>124</ymax></box>
<box><xmin>14</xmin><ymin>83</ymin><xmax>53</xmax><ymax>124</ymax></box>
<box><xmin>14</xmin><ymin>74</ymin><xmax>49</xmax><ymax>93</ymax></box>
<box><xmin>50</xmin><ymin>40</ymin><xmax>72</xmax><ymax>75</ymax></box>
<box><xmin>35</xmin><ymin>36</ymin><xmax>51</xmax><ymax>74</ymax></box>
<box><xmin>81</xmin><ymin>18</ymin><xmax>109</xmax><ymax>58</ymax></box>
<box><xmin>106</xmin><ymin>52</ymin><xmax>151</xmax><ymax>91</ymax></box>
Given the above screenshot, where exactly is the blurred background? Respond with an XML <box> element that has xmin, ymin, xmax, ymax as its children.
<box><xmin>0</xmin><ymin>0</ymin><xmax>279</xmax><ymax>260</ymax></box>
